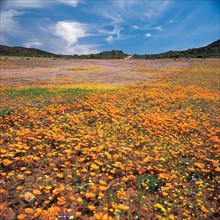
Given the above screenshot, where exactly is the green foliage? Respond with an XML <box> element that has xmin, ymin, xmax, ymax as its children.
<box><xmin>137</xmin><ymin>174</ymin><xmax>158</xmax><ymax>192</ymax></box>
<box><xmin>6</xmin><ymin>88</ymin><xmax>50</xmax><ymax>98</ymax></box>
<box><xmin>0</xmin><ymin>108</ymin><xmax>14</xmax><ymax>117</ymax></box>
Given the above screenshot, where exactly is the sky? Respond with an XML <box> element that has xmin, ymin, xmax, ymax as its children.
<box><xmin>0</xmin><ymin>0</ymin><xmax>219</xmax><ymax>55</ymax></box>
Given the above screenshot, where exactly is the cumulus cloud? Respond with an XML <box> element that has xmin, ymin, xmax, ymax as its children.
<box><xmin>53</xmin><ymin>21</ymin><xmax>99</xmax><ymax>55</ymax></box>
<box><xmin>23</xmin><ymin>40</ymin><xmax>43</xmax><ymax>48</ymax></box>
<box><xmin>145</xmin><ymin>33</ymin><xmax>152</xmax><ymax>38</ymax></box>
<box><xmin>54</xmin><ymin>21</ymin><xmax>88</xmax><ymax>45</ymax></box>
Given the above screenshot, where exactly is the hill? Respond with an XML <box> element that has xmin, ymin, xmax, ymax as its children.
<box><xmin>0</xmin><ymin>39</ymin><xmax>219</xmax><ymax>59</ymax></box>
<box><xmin>0</xmin><ymin>45</ymin><xmax>60</xmax><ymax>58</ymax></box>
<box><xmin>133</xmin><ymin>39</ymin><xmax>220</xmax><ymax>59</ymax></box>
<box><xmin>72</xmin><ymin>50</ymin><xmax>128</xmax><ymax>59</ymax></box>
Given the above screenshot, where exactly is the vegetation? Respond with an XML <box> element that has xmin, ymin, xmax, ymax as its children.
<box><xmin>1</xmin><ymin>39</ymin><xmax>219</xmax><ymax>59</ymax></box>
<box><xmin>0</xmin><ymin>45</ymin><xmax>61</xmax><ymax>58</ymax></box>
<box><xmin>72</xmin><ymin>50</ymin><xmax>128</xmax><ymax>59</ymax></box>
<box><xmin>133</xmin><ymin>39</ymin><xmax>220</xmax><ymax>59</ymax></box>
<box><xmin>0</xmin><ymin>60</ymin><xmax>219</xmax><ymax>219</ymax></box>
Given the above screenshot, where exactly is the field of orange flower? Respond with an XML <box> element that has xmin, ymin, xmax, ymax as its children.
<box><xmin>0</xmin><ymin>59</ymin><xmax>219</xmax><ymax>220</ymax></box>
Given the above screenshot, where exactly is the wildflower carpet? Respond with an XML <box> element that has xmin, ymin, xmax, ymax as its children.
<box><xmin>0</xmin><ymin>59</ymin><xmax>219</xmax><ymax>219</ymax></box>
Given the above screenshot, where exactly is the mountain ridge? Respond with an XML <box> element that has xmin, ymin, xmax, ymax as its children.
<box><xmin>0</xmin><ymin>39</ymin><xmax>219</xmax><ymax>59</ymax></box>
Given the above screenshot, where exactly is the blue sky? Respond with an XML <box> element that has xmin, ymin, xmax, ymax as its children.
<box><xmin>0</xmin><ymin>0</ymin><xmax>219</xmax><ymax>55</ymax></box>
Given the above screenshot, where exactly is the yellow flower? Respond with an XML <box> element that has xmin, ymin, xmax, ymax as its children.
<box><xmin>77</xmin><ymin>197</ymin><xmax>83</xmax><ymax>203</ymax></box>
<box><xmin>117</xmin><ymin>204</ymin><xmax>129</xmax><ymax>211</ymax></box>
<box><xmin>90</xmin><ymin>164</ymin><xmax>99</xmax><ymax>170</ymax></box>
<box><xmin>154</xmin><ymin>203</ymin><xmax>166</xmax><ymax>213</ymax></box>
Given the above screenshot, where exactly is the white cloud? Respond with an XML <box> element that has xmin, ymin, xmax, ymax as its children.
<box><xmin>4</xmin><ymin>0</ymin><xmax>46</xmax><ymax>9</ymax></box>
<box><xmin>58</xmin><ymin>0</ymin><xmax>80</xmax><ymax>7</ymax></box>
<box><xmin>23</xmin><ymin>40</ymin><xmax>43</xmax><ymax>48</ymax></box>
<box><xmin>64</xmin><ymin>44</ymin><xmax>99</xmax><ymax>55</ymax></box>
<box><xmin>132</xmin><ymin>25</ymin><xmax>139</xmax><ymax>30</ymax></box>
<box><xmin>52</xmin><ymin>21</ymin><xmax>99</xmax><ymax>55</ymax></box>
<box><xmin>112</xmin><ymin>24</ymin><xmax>123</xmax><ymax>40</ymax></box>
<box><xmin>0</xmin><ymin>9</ymin><xmax>22</xmax><ymax>33</ymax></box>
<box><xmin>145</xmin><ymin>33</ymin><xmax>152</xmax><ymax>38</ymax></box>
<box><xmin>153</xmin><ymin>25</ymin><xmax>163</xmax><ymax>31</ymax></box>
<box><xmin>114</xmin><ymin>0</ymin><xmax>137</xmax><ymax>8</ymax></box>
<box><xmin>106</xmin><ymin>36</ymin><xmax>113</xmax><ymax>44</ymax></box>
<box><xmin>144</xmin><ymin>1</ymin><xmax>170</xmax><ymax>20</ymax></box>
<box><xmin>97</xmin><ymin>11</ymin><xmax>124</xmax><ymax>24</ymax></box>
<box><xmin>169</xmin><ymin>19</ymin><xmax>178</xmax><ymax>24</ymax></box>
<box><xmin>93</xmin><ymin>0</ymin><xmax>171</xmax><ymax>24</ymax></box>
<box><xmin>54</xmin><ymin>21</ymin><xmax>88</xmax><ymax>46</ymax></box>
<box><xmin>0</xmin><ymin>9</ymin><xmax>23</xmax><ymax>44</ymax></box>
<box><xmin>3</xmin><ymin>0</ymin><xmax>80</xmax><ymax>9</ymax></box>
<box><xmin>131</xmin><ymin>25</ymin><xmax>163</xmax><ymax>32</ymax></box>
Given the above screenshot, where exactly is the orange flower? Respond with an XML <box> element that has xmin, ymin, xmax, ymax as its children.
<box><xmin>33</xmin><ymin>189</ymin><xmax>41</xmax><ymax>195</ymax></box>
<box><xmin>77</xmin><ymin>157</ymin><xmax>85</xmax><ymax>162</ymax></box>
<box><xmin>88</xmin><ymin>205</ymin><xmax>96</xmax><ymax>211</ymax></box>
<box><xmin>117</xmin><ymin>189</ymin><xmax>126</xmax><ymax>199</ymax></box>
<box><xmin>94</xmin><ymin>212</ymin><xmax>114</xmax><ymax>220</ymax></box>
<box><xmin>99</xmin><ymin>180</ymin><xmax>107</xmax><ymax>185</ymax></box>
<box><xmin>25</xmin><ymin>207</ymin><xmax>33</xmax><ymax>214</ymax></box>
<box><xmin>201</xmin><ymin>206</ymin><xmax>208</xmax><ymax>213</ymax></box>
<box><xmin>33</xmin><ymin>156</ymin><xmax>40</xmax><ymax>161</ymax></box>
<box><xmin>16</xmin><ymin>186</ymin><xmax>23</xmax><ymax>191</ymax></box>
<box><xmin>99</xmin><ymin>186</ymin><xmax>108</xmax><ymax>191</ymax></box>
<box><xmin>57</xmin><ymin>196</ymin><xmax>66</xmax><ymax>206</ymax></box>
<box><xmin>57</xmin><ymin>173</ymin><xmax>64</xmax><ymax>178</ymax></box>
<box><xmin>85</xmin><ymin>192</ymin><xmax>96</xmax><ymax>199</ymax></box>
<box><xmin>44</xmin><ymin>200</ymin><xmax>50</xmax><ymax>205</ymax></box>
<box><xmin>24</xmin><ymin>192</ymin><xmax>35</xmax><ymax>202</ymax></box>
<box><xmin>0</xmin><ymin>189</ymin><xmax>6</xmax><ymax>194</ymax></box>
<box><xmin>17</xmin><ymin>214</ymin><xmax>27</xmax><ymax>220</ymax></box>
<box><xmin>17</xmin><ymin>174</ymin><xmax>24</xmax><ymax>180</ymax></box>
<box><xmin>117</xmin><ymin>204</ymin><xmax>129</xmax><ymax>211</ymax></box>
<box><xmin>0</xmin><ymin>204</ymin><xmax>4</xmax><ymax>213</ymax></box>
<box><xmin>75</xmin><ymin>212</ymin><xmax>82</xmax><ymax>217</ymax></box>
<box><xmin>33</xmin><ymin>208</ymin><xmax>43</xmax><ymax>218</ymax></box>
<box><xmin>3</xmin><ymin>159</ymin><xmax>12</xmax><ymax>166</ymax></box>
<box><xmin>67</xmin><ymin>195</ymin><xmax>74</xmax><ymax>201</ymax></box>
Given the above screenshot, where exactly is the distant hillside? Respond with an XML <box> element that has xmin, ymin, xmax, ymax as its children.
<box><xmin>0</xmin><ymin>39</ymin><xmax>219</xmax><ymax>59</ymax></box>
<box><xmin>133</xmin><ymin>39</ymin><xmax>220</xmax><ymax>59</ymax></box>
<box><xmin>0</xmin><ymin>45</ymin><xmax>60</xmax><ymax>58</ymax></box>
<box><xmin>71</xmin><ymin>50</ymin><xmax>128</xmax><ymax>59</ymax></box>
